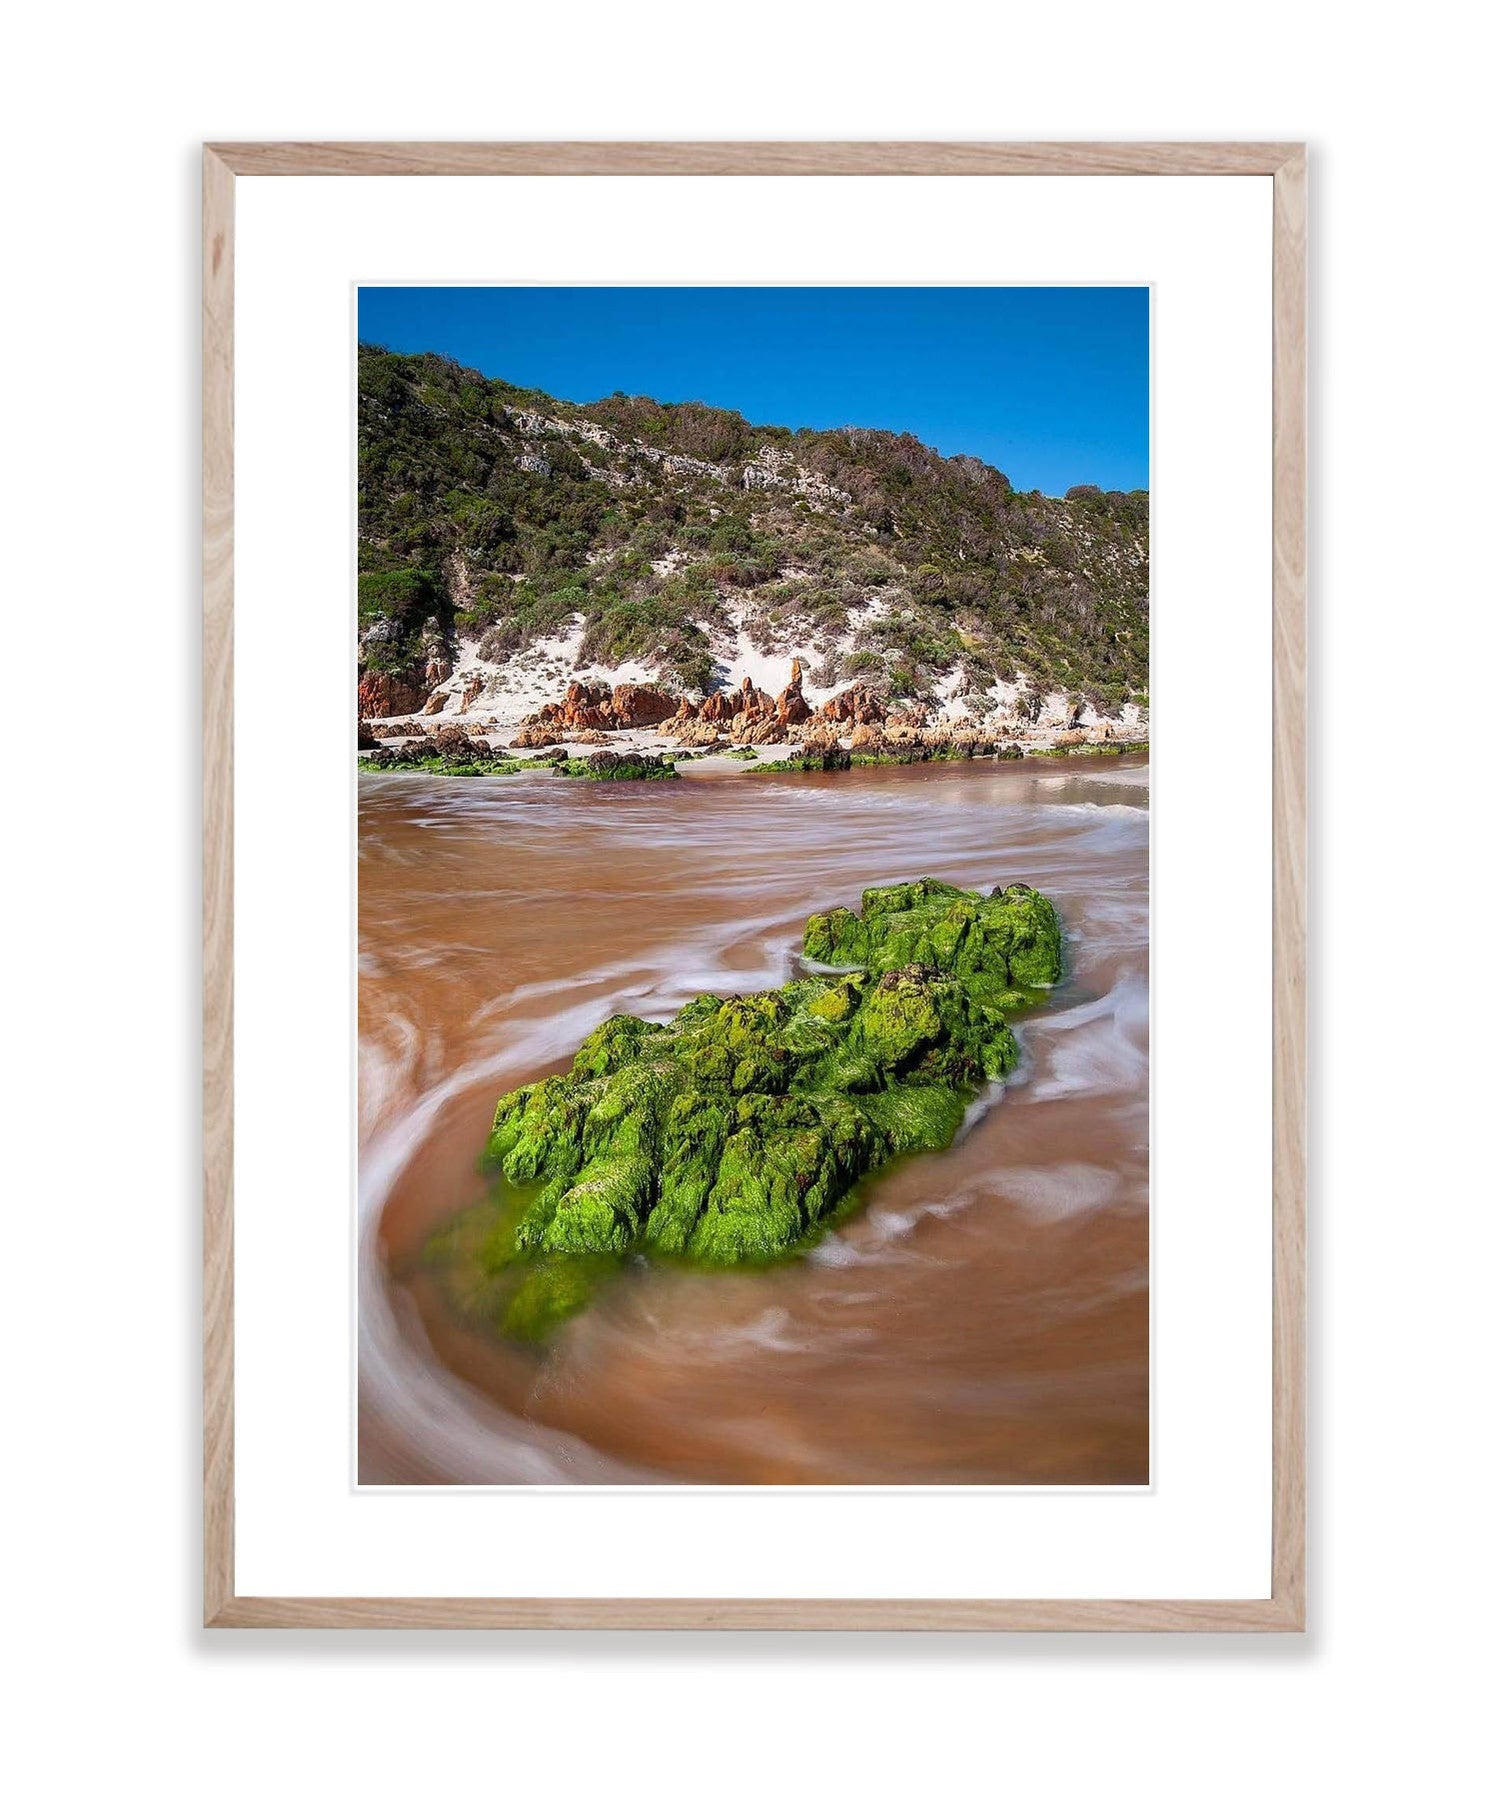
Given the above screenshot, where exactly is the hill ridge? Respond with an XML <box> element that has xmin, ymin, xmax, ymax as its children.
<box><xmin>357</xmin><ymin>346</ymin><xmax>1149</xmax><ymax>736</ymax></box>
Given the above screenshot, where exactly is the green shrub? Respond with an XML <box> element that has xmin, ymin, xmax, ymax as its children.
<box><xmin>357</xmin><ymin>345</ymin><xmax>1148</xmax><ymax>700</ymax></box>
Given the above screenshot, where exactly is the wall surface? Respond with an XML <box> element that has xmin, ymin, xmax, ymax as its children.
<box><xmin>5</xmin><ymin>4</ymin><xmax>1493</xmax><ymax>1793</ymax></box>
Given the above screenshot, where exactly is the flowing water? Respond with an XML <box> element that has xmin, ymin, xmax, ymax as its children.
<box><xmin>358</xmin><ymin>755</ymin><xmax>1149</xmax><ymax>1485</ymax></box>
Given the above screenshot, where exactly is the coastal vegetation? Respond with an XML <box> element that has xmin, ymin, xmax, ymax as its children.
<box><xmin>358</xmin><ymin>345</ymin><xmax>1149</xmax><ymax>719</ymax></box>
<box><xmin>423</xmin><ymin>879</ymin><xmax>1062</xmax><ymax>1338</ymax></box>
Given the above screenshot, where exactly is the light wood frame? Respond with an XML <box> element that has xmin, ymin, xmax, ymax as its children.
<box><xmin>203</xmin><ymin>140</ymin><xmax>1307</xmax><ymax>1631</ymax></box>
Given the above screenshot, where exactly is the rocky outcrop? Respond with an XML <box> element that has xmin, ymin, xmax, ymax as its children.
<box><xmin>540</xmin><ymin>680</ymin><xmax>615</xmax><ymax>730</ymax></box>
<box><xmin>611</xmin><ymin>683</ymin><xmax>677</xmax><ymax>728</ymax></box>
<box><xmin>739</xmin><ymin>445</ymin><xmax>853</xmax><ymax>508</ymax></box>
<box><xmin>358</xmin><ymin>671</ymin><xmax>430</xmax><ymax>718</ymax></box>
<box><xmin>664</xmin><ymin>663</ymin><xmax>813</xmax><ymax>744</ymax></box>
<box><xmin>662</xmin><ymin>664</ymin><xmax>817</xmax><ymax>747</ymax></box>
<box><xmin>521</xmin><ymin>679</ymin><xmax>677</xmax><ymax>738</ymax></box>
<box><xmin>816</xmin><ymin>682</ymin><xmax>886</xmax><ymax>728</ymax></box>
<box><xmin>790</xmin><ymin>722</ymin><xmax>845</xmax><ymax>751</ymax></box>
<box><xmin>662</xmin><ymin>679</ymin><xmax>746</xmax><ymax>737</ymax></box>
<box><xmin>774</xmin><ymin>718</ymin><xmax>1029</xmax><ymax>765</ymax></box>
<box><xmin>730</xmin><ymin>714</ymin><xmax>786</xmax><ymax>746</ymax></box>
<box><xmin>731</xmin><ymin>678</ymin><xmax>776</xmax><ymax>728</ymax></box>
<box><xmin>430</xmin><ymin>725</ymin><xmax>484</xmax><ymax>759</ymax></box>
<box><xmin>774</xmin><ymin>658</ymin><xmax>812</xmax><ymax>729</ymax></box>
<box><xmin>701</xmin><ymin>685</ymin><xmax>750</xmax><ymax>724</ymax></box>
<box><xmin>670</xmin><ymin>719</ymin><xmax>728</xmax><ymax>748</ymax></box>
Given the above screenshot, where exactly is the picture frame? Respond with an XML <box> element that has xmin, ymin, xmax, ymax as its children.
<box><xmin>203</xmin><ymin>139</ymin><xmax>1306</xmax><ymax>1630</ymax></box>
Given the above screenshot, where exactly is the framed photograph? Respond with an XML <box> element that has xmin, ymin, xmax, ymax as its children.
<box><xmin>204</xmin><ymin>141</ymin><xmax>1305</xmax><ymax>1629</ymax></box>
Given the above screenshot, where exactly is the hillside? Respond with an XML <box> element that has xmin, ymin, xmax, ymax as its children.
<box><xmin>357</xmin><ymin>345</ymin><xmax>1149</xmax><ymax>734</ymax></box>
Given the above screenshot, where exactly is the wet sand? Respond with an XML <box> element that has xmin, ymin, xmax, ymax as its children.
<box><xmin>358</xmin><ymin>755</ymin><xmax>1149</xmax><ymax>1484</ymax></box>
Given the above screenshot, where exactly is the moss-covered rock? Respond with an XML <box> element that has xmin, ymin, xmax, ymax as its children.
<box><xmin>804</xmin><ymin>876</ymin><xmax>1062</xmax><ymax>999</ymax></box>
<box><xmin>359</xmin><ymin>743</ymin><xmax>685</xmax><ymax>780</ymax></box>
<box><xmin>424</xmin><ymin>878</ymin><xmax>1063</xmax><ymax>1336</ymax></box>
<box><xmin>1025</xmin><ymin>739</ymin><xmax>1149</xmax><ymax>759</ymax></box>
<box><xmin>362</xmin><ymin>742</ymin><xmax>536</xmax><ymax>777</ymax></box>
<box><xmin>555</xmin><ymin>750</ymin><xmax>679</xmax><ymax>781</ymax></box>
<box><xmin>751</xmin><ymin>746</ymin><xmax>853</xmax><ymax>774</ymax></box>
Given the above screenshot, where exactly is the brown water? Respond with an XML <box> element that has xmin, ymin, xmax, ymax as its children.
<box><xmin>358</xmin><ymin>756</ymin><xmax>1149</xmax><ymax>1485</ymax></box>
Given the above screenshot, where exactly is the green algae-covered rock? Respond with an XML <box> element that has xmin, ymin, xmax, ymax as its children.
<box><xmin>803</xmin><ymin>877</ymin><xmax>1062</xmax><ymax>998</ymax></box>
<box><xmin>362</xmin><ymin>743</ymin><xmax>535</xmax><ymax>777</ymax></box>
<box><xmin>555</xmin><ymin>750</ymin><xmax>679</xmax><ymax>781</ymax></box>
<box><xmin>424</xmin><ymin>878</ymin><xmax>1063</xmax><ymax>1336</ymax></box>
<box><xmin>750</xmin><ymin>746</ymin><xmax>853</xmax><ymax>774</ymax></box>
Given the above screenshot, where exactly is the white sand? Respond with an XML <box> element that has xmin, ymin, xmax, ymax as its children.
<box><xmin>368</xmin><ymin>597</ymin><xmax>1147</xmax><ymax>752</ymax></box>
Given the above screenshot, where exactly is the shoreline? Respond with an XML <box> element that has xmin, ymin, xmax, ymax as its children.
<box><xmin>359</xmin><ymin>729</ymin><xmax>1150</xmax><ymax>781</ymax></box>
<box><xmin>360</xmin><ymin>667</ymin><xmax>1147</xmax><ymax>779</ymax></box>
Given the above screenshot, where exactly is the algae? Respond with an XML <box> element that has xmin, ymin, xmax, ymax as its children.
<box><xmin>360</xmin><ymin>745</ymin><xmax>680</xmax><ymax>781</ymax></box>
<box><xmin>555</xmin><ymin>751</ymin><xmax>680</xmax><ymax>781</ymax></box>
<box><xmin>1025</xmin><ymin>739</ymin><xmax>1149</xmax><ymax>759</ymax></box>
<box><xmin>423</xmin><ymin>878</ymin><xmax>1064</xmax><ymax>1338</ymax></box>
<box><xmin>749</xmin><ymin>746</ymin><xmax>853</xmax><ymax>774</ymax></box>
<box><xmin>362</xmin><ymin>745</ymin><xmax>535</xmax><ymax>776</ymax></box>
<box><xmin>753</xmin><ymin>744</ymin><xmax>1020</xmax><ymax>773</ymax></box>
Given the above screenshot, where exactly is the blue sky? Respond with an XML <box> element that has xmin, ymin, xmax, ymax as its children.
<box><xmin>358</xmin><ymin>286</ymin><xmax>1148</xmax><ymax>495</ymax></box>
